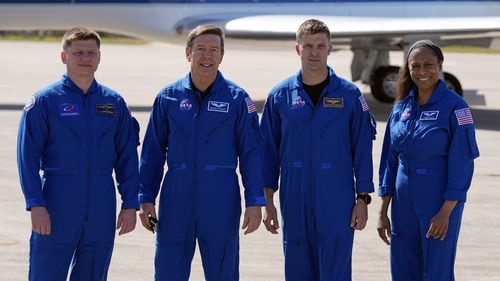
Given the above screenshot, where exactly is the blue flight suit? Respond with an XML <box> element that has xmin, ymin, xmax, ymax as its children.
<box><xmin>260</xmin><ymin>67</ymin><xmax>376</xmax><ymax>281</ymax></box>
<box><xmin>17</xmin><ymin>75</ymin><xmax>140</xmax><ymax>281</ymax></box>
<box><xmin>139</xmin><ymin>72</ymin><xmax>265</xmax><ymax>281</ymax></box>
<box><xmin>379</xmin><ymin>80</ymin><xmax>480</xmax><ymax>281</ymax></box>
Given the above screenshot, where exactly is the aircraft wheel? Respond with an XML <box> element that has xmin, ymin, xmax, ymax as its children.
<box><xmin>370</xmin><ymin>66</ymin><xmax>400</xmax><ymax>103</ymax></box>
<box><xmin>443</xmin><ymin>72</ymin><xmax>463</xmax><ymax>97</ymax></box>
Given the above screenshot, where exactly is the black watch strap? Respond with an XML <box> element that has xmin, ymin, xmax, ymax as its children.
<box><xmin>356</xmin><ymin>194</ymin><xmax>372</xmax><ymax>205</ymax></box>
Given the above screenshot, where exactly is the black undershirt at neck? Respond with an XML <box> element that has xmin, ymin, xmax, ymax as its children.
<box><xmin>303</xmin><ymin>76</ymin><xmax>330</xmax><ymax>106</ymax></box>
<box><xmin>192</xmin><ymin>82</ymin><xmax>214</xmax><ymax>102</ymax></box>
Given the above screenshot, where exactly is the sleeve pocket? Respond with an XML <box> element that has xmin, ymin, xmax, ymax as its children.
<box><xmin>466</xmin><ymin>128</ymin><xmax>480</xmax><ymax>159</ymax></box>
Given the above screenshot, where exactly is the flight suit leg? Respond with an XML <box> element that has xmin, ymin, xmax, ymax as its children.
<box><xmin>69</xmin><ymin>240</ymin><xmax>114</xmax><ymax>281</ymax></box>
<box><xmin>419</xmin><ymin>203</ymin><xmax>464</xmax><ymax>281</ymax></box>
<box><xmin>198</xmin><ymin>235</ymin><xmax>239</xmax><ymax>281</ymax></box>
<box><xmin>154</xmin><ymin>222</ymin><xmax>197</xmax><ymax>281</ymax></box>
<box><xmin>390</xmin><ymin>177</ymin><xmax>424</xmax><ymax>281</ymax></box>
<box><xmin>28</xmin><ymin>237</ymin><xmax>75</xmax><ymax>281</ymax></box>
<box><xmin>317</xmin><ymin>234</ymin><xmax>354</xmax><ymax>281</ymax></box>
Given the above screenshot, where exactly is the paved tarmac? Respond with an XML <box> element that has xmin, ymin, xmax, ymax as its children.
<box><xmin>0</xmin><ymin>40</ymin><xmax>499</xmax><ymax>281</ymax></box>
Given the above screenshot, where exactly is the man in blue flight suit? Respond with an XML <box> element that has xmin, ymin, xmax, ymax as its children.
<box><xmin>17</xmin><ymin>27</ymin><xmax>140</xmax><ymax>281</ymax></box>
<box><xmin>138</xmin><ymin>24</ymin><xmax>265</xmax><ymax>281</ymax></box>
<box><xmin>260</xmin><ymin>19</ymin><xmax>376</xmax><ymax>281</ymax></box>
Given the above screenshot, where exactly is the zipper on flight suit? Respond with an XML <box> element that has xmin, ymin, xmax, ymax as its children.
<box><xmin>82</xmin><ymin>92</ymin><xmax>91</xmax><ymax>223</ymax></box>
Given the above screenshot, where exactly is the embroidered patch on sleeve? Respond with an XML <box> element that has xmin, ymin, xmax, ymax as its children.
<box><xmin>23</xmin><ymin>96</ymin><xmax>36</xmax><ymax>112</ymax></box>
<box><xmin>454</xmin><ymin>108</ymin><xmax>474</xmax><ymax>125</ymax></box>
<box><xmin>323</xmin><ymin>98</ymin><xmax>343</xmax><ymax>108</ymax></box>
<box><xmin>358</xmin><ymin>95</ymin><xmax>369</xmax><ymax>111</ymax></box>
<box><xmin>245</xmin><ymin>97</ymin><xmax>257</xmax><ymax>113</ymax></box>
<box><xmin>96</xmin><ymin>104</ymin><xmax>115</xmax><ymax>116</ymax></box>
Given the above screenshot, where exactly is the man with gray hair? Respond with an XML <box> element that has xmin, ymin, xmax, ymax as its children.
<box><xmin>139</xmin><ymin>24</ymin><xmax>264</xmax><ymax>281</ymax></box>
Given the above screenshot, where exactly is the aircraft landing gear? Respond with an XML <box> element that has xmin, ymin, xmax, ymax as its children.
<box><xmin>369</xmin><ymin>66</ymin><xmax>463</xmax><ymax>103</ymax></box>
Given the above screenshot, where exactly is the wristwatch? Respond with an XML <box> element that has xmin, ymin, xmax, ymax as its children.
<box><xmin>356</xmin><ymin>194</ymin><xmax>372</xmax><ymax>205</ymax></box>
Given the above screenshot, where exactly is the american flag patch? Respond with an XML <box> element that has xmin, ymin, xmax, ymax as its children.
<box><xmin>455</xmin><ymin>108</ymin><xmax>474</xmax><ymax>125</ymax></box>
<box><xmin>359</xmin><ymin>95</ymin><xmax>369</xmax><ymax>111</ymax></box>
<box><xmin>245</xmin><ymin>97</ymin><xmax>257</xmax><ymax>113</ymax></box>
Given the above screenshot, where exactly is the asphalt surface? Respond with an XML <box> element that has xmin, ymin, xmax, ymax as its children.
<box><xmin>0</xmin><ymin>40</ymin><xmax>499</xmax><ymax>281</ymax></box>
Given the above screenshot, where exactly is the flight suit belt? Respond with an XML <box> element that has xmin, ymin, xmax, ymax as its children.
<box><xmin>280</xmin><ymin>161</ymin><xmax>352</xmax><ymax>169</ymax></box>
<box><xmin>167</xmin><ymin>163</ymin><xmax>236</xmax><ymax>172</ymax></box>
<box><xmin>398</xmin><ymin>162</ymin><xmax>447</xmax><ymax>175</ymax></box>
<box><xmin>42</xmin><ymin>168</ymin><xmax>113</xmax><ymax>176</ymax></box>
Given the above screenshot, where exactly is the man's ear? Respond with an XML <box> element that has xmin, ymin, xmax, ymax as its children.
<box><xmin>185</xmin><ymin>47</ymin><xmax>191</xmax><ymax>62</ymax></box>
<box><xmin>295</xmin><ymin>43</ymin><xmax>301</xmax><ymax>56</ymax></box>
<box><xmin>61</xmin><ymin>51</ymin><xmax>67</xmax><ymax>64</ymax></box>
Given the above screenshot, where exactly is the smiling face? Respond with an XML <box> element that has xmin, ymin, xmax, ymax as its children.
<box><xmin>61</xmin><ymin>39</ymin><xmax>100</xmax><ymax>80</ymax></box>
<box><xmin>408</xmin><ymin>47</ymin><xmax>442</xmax><ymax>96</ymax></box>
<box><xmin>186</xmin><ymin>33</ymin><xmax>224</xmax><ymax>83</ymax></box>
<box><xmin>296</xmin><ymin>32</ymin><xmax>331</xmax><ymax>74</ymax></box>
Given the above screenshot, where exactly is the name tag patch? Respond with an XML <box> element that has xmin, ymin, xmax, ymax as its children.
<box><xmin>323</xmin><ymin>98</ymin><xmax>343</xmax><ymax>108</ymax></box>
<box><xmin>59</xmin><ymin>103</ymin><xmax>80</xmax><ymax>117</ymax></box>
<box><xmin>208</xmin><ymin>101</ymin><xmax>229</xmax><ymax>113</ymax></box>
<box><xmin>420</xmin><ymin>110</ymin><xmax>439</xmax><ymax>121</ymax></box>
<box><xmin>96</xmin><ymin>104</ymin><xmax>115</xmax><ymax>116</ymax></box>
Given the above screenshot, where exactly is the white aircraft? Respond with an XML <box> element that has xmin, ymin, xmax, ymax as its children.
<box><xmin>2</xmin><ymin>0</ymin><xmax>500</xmax><ymax>102</ymax></box>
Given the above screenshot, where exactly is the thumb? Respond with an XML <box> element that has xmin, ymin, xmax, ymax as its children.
<box><xmin>241</xmin><ymin>215</ymin><xmax>249</xmax><ymax>229</ymax></box>
<box><xmin>350</xmin><ymin>212</ymin><xmax>357</xmax><ymax>228</ymax></box>
<box><xmin>116</xmin><ymin>214</ymin><xmax>122</xmax><ymax>230</ymax></box>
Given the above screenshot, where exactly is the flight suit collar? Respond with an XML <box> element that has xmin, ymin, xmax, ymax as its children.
<box><xmin>61</xmin><ymin>74</ymin><xmax>99</xmax><ymax>95</ymax></box>
<box><xmin>408</xmin><ymin>79</ymin><xmax>447</xmax><ymax>106</ymax></box>
<box><xmin>292</xmin><ymin>66</ymin><xmax>339</xmax><ymax>107</ymax></box>
<box><xmin>182</xmin><ymin>71</ymin><xmax>227</xmax><ymax>93</ymax></box>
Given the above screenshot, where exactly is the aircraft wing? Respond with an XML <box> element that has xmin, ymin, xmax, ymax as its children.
<box><xmin>223</xmin><ymin>15</ymin><xmax>500</xmax><ymax>39</ymax></box>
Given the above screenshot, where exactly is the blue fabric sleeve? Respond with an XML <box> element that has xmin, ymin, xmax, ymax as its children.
<box><xmin>351</xmin><ymin>91</ymin><xmax>375</xmax><ymax>194</ymax></box>
<box><xmin>378</xmin><ymin>111</ymin><xmax>399</xmax><ymax>197</ymax></box>
<box><xmin>17</xmin><ymin>95</ymin><xmax>48</xmax><ymax>210</ymax></box>
<box><xmin>236</xmin><ymin>94</ymin><xmax>265</xmax><ymax>207</ymax></box>
<box><xmin>259</xmin><ymin>93</ymin><xmax>281</xmax><ymax>192</ymax></box>
<box><xmin>139</xmin><ymin>94</ymin><xmax>169</xmax><ymax>204</ymax></box>
<box><xmin>444</xmin><ymin>106</ymin><xmax>479</xmax><ymax>202</ymax></box>
<box><xmin>114</xmin><ymin>98</ymin><xmax>140</xmax><ymax>209</ymax></box>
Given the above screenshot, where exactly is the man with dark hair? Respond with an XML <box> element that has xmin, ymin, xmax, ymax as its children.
<box><xmin>139</xmin><ymin>24</ymin><xmax>264</xmax><ymax>281</ymax></box>
<box><xmin>17</xmin><ymin>27</ymin><xmax>140</xmax><ymax>280</ymax></box>
<box><xmin>260</xmin><ymin>19</ymin><xmax>376</xmax><ymax>281</ymax></box>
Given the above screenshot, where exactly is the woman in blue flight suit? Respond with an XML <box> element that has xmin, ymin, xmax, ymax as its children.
<box><xmin>377</xmin><ymin>40</ymin><xmax>480</xmax><ymax>281</ymax></box>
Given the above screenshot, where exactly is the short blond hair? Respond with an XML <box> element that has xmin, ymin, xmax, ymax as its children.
<box><xmin>62</xmin><ymin>27</ymin><xmax>101</xmax><ymax>50</ymax></box>
<box><xmin>296</xmin><ymin>19</ymin><xmax>330</xmax><ymax>43</ymax></box>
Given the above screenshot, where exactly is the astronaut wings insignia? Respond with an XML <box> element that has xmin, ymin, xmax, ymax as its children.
<box><xmin>419</xmin><ymin>110</ymin><xmax>439</xmax><ymax>121</ymax></box>
<box><xmin>208</xmin><ymin>101</ymin><xmax>230</xmax><ymax>113</ymax></box>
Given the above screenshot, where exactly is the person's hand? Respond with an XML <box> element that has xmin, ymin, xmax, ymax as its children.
<box><xmin>426</xmin><ymin>201</ymin><xmax>456</xmax><ymax>240</ymax></box>
<box><xmin>377</xmin><ymin>212</ymin><xmax>391</xmax><ymax>245</ymax></box>
<box><xmin>242</xmin><ymin>206</ymin><xmax>262</xmax><ymax>235</ymax></box>
<box><xmin>139</xmin><ymin>203</ymin><xmax>157</xmax><ymax>233</ymax></box>
<box><xmin>350</xmin><ymin>200</ymin><xmax>368</xmax><ymax>230</ymax></box>
<box><xmin>116</xmin><ymin>208</ymin><xmax>137</xmax><ymax>236</ymax></box>
<box><xmin>263</xmin><ymin>202</ymin><xmax>280</xmax><ymax>234</ymax></box>
<box><xmin>31</xmin><ymin>206</ymin><xmax>51</xmax><ymax>235</ymax></box>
